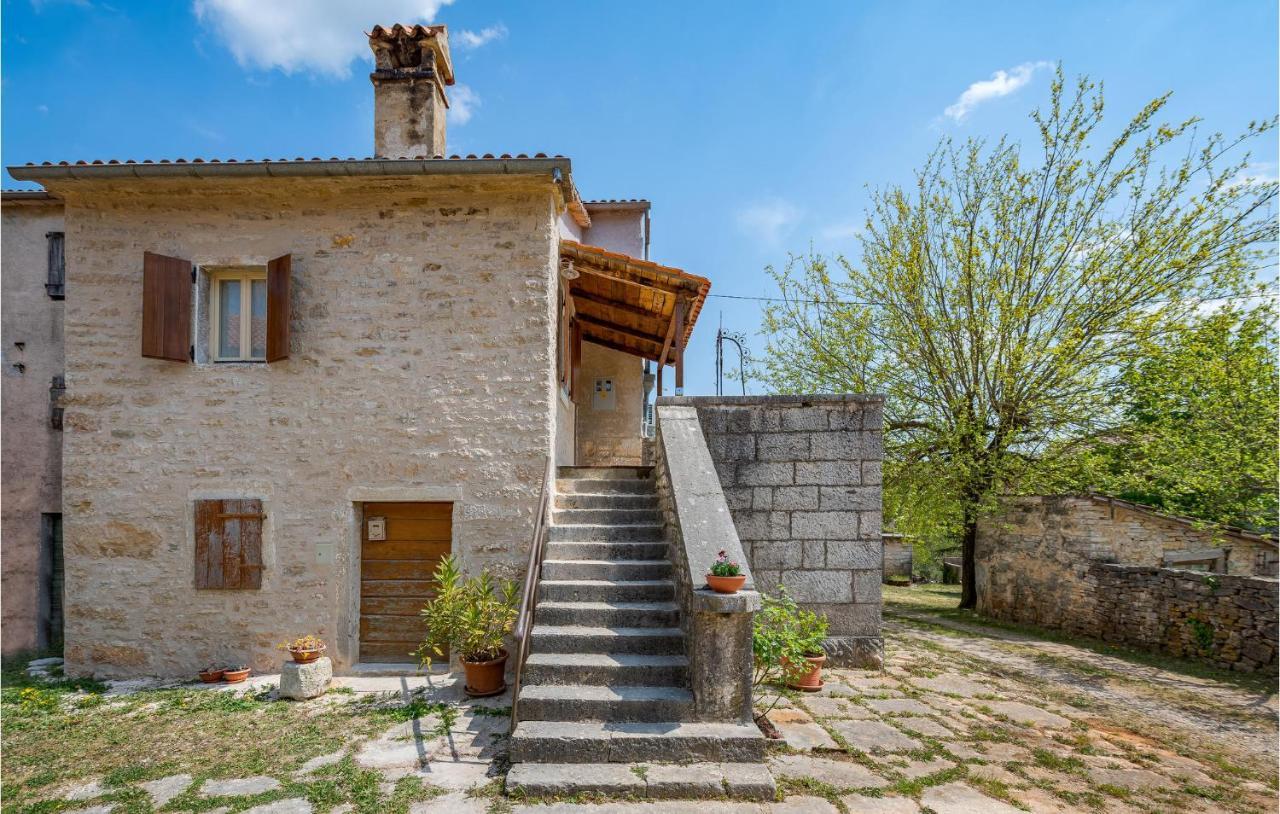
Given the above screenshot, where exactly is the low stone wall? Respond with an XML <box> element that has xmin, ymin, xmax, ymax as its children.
<box><xmin>977</xmin><ymin>497</ymin><xmax>1278</xmax><ymax>672</ymax></box>
<box><xmin>1088</xmin><ymin>566</ymin><xmax>1276</xmax><ymax>671</ymax></box>
<box><xmin>658</xmin><ymin>395</ymin><xmax>884</xmax><ymax>669</ymax></box>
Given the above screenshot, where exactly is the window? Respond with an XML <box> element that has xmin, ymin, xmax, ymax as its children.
<box><xmin>194</xmin><ymin>498</ymin><xmax>264</xmax><ymax>589</ymax></box>
<box><xmin>48</xmin><ymin>375</ymin><xmax>65</xmax><ymax>430</ymax></box>
<box><xmin>210</xmin><ymin>269</ymin><xmax>268</xmax><ymax>361</ymax></box>
<box><xmin>141</xmin><ymin>251</ymin><xmax>290</xmax><ymax>365</ymax></box>
<box><xmin>46</xmin><ymin>232</ymin><xmax>65</xmax><ymax>299</ymax></box>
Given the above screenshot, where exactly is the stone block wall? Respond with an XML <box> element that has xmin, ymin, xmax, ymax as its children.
<box><xmin>977</xmin><ymin>496</ymin><xmax>1279</xmax><ymax>672</ymax></box>
<box><xmin>660</xmin><ymin>395</ymin><xmax>884</xmax><ymax>668</ymax></box>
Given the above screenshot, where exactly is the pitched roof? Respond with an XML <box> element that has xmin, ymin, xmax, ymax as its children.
<box><xmin>8</xmin><ymin>155</ymin><xmax>591</xmax><ymax>227</ymax></box>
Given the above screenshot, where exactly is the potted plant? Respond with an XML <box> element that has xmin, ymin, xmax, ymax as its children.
<box><xmin>198</xmin><ymin>665</ymin><xmax>224</xmax><ymax>683</ymax></box>
<box><xmin>416</xmin><ymin>554</ymin><xmax>520</xmax><ymax>697</ymax></box>
<box><xmin>705</xmin><ymin>550</ymin><xmax>746</xmax><ymax>594</ymax></box>
<box><xmin>222</xmin><ymin>665</ymin><xmax>251</xmax><ymax>683</ymax></box>
<box><xmin>752</xmin><ymin>588</ymin><xmax>831</xmax><ymax>711</ymax></box>
<box><xmin>784</xmin><ymin>603</ymin><xmax>830</xmax><ymax>691</ymax></box>
<box><xmin>278</xmin><ymin>635</ymin><xmax>327</xmax><ymax>664</ymax></box>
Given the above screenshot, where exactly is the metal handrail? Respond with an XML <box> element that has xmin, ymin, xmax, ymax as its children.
<box><xmin>510</xmin><ymin>456</ymin><xmax>554</xmax><ymax>724</ymax></box>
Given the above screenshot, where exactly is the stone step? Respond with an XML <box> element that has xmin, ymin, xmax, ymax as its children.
<box><xmin>530</xmin><ymin>624</ymin><xmax>685</xmax><ymax>655</ymax></box>
<box><xmin>538</xmin><ymin>579</ymin><xmax>675</xmax><ymax>603</ymax></box>
<box><xmin>555</xmin><ymin>493</ymin><xmax>658</xmax><ymax>511</ymax></box>
<box><xmin>549</xmin><ymin>523</ymin><xmax>664</xmax><ymax>542</ymax></box>
<box><xmin>557</xmin><ymin>466</ymin><xmax>654</xmax><ymax>480</ymax></box>
<box><xmin>516</xmin><ymin>684</ymin><xmax>694</xmax><ymax>722</ymax></box>
<box><xmin>505</xmin><ymin>761</ymin><xmax>775</xmax><ymax>800</ymax></box>
<box><xmin>557</xmin><ymin>478</ymin><xmax>656</xmax><ymax>495</ymax></box>
<box><xmin>536</xmin><ymin>600</ymin><xmax>680</xmax><ymax>628</ymax></box>
<box><xmin>552</xmin><ymin>507</ymin><xmax>662</xmax><ymax>525</ymax></box>
<box><xmin>509</xmin><ymin>720</ymin><xmax>768</xmax><ymax>764</ymax></box>
<box><xmin>541</xmin><ymin>559</ymin><xmax>672</xmax><ymax>582</ymax></box>
<box><xmin>545</xmin><ymin>540</ymin><xmax>667</xmax><ymax>561</ymax></box>
<box><xmin>521</xmin><ymin>652</ymin><xmax>689</xmax><ymax>686</ymax></box>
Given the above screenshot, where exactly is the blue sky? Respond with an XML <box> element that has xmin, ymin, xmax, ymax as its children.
<box><xmin>4</xmin><ymin>0</ymin><xmax>1277</xmax><ymax>395</ymax></box>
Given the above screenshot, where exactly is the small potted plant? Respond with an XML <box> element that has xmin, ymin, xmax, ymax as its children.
<box><xmin>784</xmin><ymin>604</ymin><xmax>830</xmax><ymax>692</ymax></box>
<box><xmin>279</xmin><ymin>635</ymin><xmax>327</xmax><ymax>664</ymax></box>
<box><xmin>198</xmin><ymin>665</ymin><xmax>224</xmax><ymax>683</ymax></box>
<box><xmin>222</xmin><ymin>665</ymin><xmax>251</xmax><ymax>683</ymax></box>
<box><xmin>705</xmin><ymin>550</ymin><xmax>746</xmax><ymax>594</ymax></box>
<box><xmin>416</xmin><ymin>554</ymin><xmax>519</xmax><ymax>697</ymax></box>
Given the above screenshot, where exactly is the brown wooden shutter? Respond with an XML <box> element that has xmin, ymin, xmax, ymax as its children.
<box><xmin>194</xmin><ymin>498</ymin><xmax>264</xmax><ymax>589</ymax></box>
<box><xmin>141</xmin><ymin>252</ymin><xmax>192</xmax><ymax>362</ymax></box>
<box><xmin>266</xmin><ymin>254</ymin><xmax>291</xmax><ymax>362</ymax></box>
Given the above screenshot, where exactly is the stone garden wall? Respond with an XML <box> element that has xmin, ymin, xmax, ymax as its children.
<box><xmin>977</xmin><ymin>496</ymin><xmax>1278</xmax><ymax>672</ymax></box>
<box><xmin>659</xmin><ymin>395</ymin><xmax>884</xmax><ymax>668</ymax></box>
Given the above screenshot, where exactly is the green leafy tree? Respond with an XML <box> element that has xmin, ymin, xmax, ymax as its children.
<box><xmin>755</xmin><ymin>69</ymin><xmax>1277</xmax><ymax>608</ymax></box>
<box><xmin>1070</xmin><ymin>303</ymin><xmax>1278</xmax><ymax>531</ymax></box>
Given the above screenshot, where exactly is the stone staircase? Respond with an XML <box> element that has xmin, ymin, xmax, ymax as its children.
<box><xmin>507</xmin><ymin>466</ymin><xmax>773</xmax><ymax>799</ymax></box>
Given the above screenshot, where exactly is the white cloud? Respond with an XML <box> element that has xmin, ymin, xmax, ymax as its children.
<box><xmin>449</xmin><ymin>84</ymin><xmax>479</xmax><ymax>125</ymax></box>
<box><xmin>736</xmin><ymin>199</ymin><xmax>802</xmax><ymax>246</ymax></box>
<box><xmin>192</xmin><ymin>0</ymin><xmax>455</xmax><ymax>78</ymax></box>
<box><xmin>1228</xmin><ymin>162</ymin><xmax>1278</xmax><ymax>189</ymax></box>
<box><xmin>36</xmin><ymin>104</ymin><xmax>49</xmax><ymax>114</ymax></box>
<box><xmin>455</xmin><ymin>23</ymin><xmax>506</xmax><ymax>50</ymax></box>
<box><xmin>819</xmin><ymin>221</ymin><xmax>861</xmax><ymax>242</ymax></box>
<box><xmin>944</xmin><ymin>61</ymin><xmax>1051</xmax><ymax>122</ymax></box>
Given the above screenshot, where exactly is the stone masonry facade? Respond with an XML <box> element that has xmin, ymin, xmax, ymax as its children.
<box><xmin>663</xmin><ymin>395</ymin><xmax>885</xmax><ymax>668</ymax></box>
<box><xmin>977</xmin><ymin>496</ymin><xmax>1278</xmax><ymax>672</ymax></box>
<box><xmin>48</xmin><ymin>174</ymin><xmax>561</xmax><ymax>678</ymax></box>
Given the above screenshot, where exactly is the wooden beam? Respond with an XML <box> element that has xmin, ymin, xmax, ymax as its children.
<box><xmin>581</xmin><ymin>331</ymin><xmax>660</xmax><ymax>361</ymax></box>
<box><xmin>656</xmin><ymin>303</ymin><xmax>678</xmax><ymax>369</ymax></box>
<box><xmin>570</xmin><ymin>288</ymin><xmax>671</xmax><ymax>323</ymax></box>
<box><xmin>674</xmin><ymin>296</ymin><xmax>685</xmax><ymax>395</ymax></box>
<box><xmin>575</xmin><ymin>313</ymin><xmax>667</xmax><ymax>347</ymax></box>
<box><xmin>572</xmin><ymin>262</ymin><xmax>686</xmax><ymax>296</ymax></box>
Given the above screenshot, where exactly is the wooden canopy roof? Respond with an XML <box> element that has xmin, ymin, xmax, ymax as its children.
<box><xmin>560</xmin><ymin>240</ymin><xmax>710</xmax><ymax>365</ymax></box>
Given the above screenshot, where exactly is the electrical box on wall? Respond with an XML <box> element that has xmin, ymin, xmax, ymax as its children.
<box><xmin>593</xmin><ymin>378</ymin><xmax>615</xmax><ymax>411</ymax></box>
<box><xmin>367</xmin><ymin>517</ymin><xmax>386</xmax><ymax>541</ymax></box>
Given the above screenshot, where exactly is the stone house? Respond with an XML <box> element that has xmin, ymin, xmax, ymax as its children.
<box><xmin>3</xmin><ymin>24</ymin><xmax>884</xmax><ymax>698</ymax></box>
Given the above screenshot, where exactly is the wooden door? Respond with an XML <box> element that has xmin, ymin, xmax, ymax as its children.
<box><xmin>359</xmin><ymin>502</ymin><xmax>452</xmax><ymax>663</ymax></box>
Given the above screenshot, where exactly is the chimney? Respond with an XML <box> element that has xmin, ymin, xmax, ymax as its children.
<box><xmin>368</xmin><ymin>24</ymin><xmax>455</xmax><ymax>158</ymax></box>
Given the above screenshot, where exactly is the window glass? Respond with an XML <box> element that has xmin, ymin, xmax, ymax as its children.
<box><xmin>219</xmin><ymin>278</ymin><xmax>242</xmax><ymax>358</ymax></box>
<box><xmin>250</xmin><ymin>278</ymin><xmax>267</xmax><ymax>359</ymax></box>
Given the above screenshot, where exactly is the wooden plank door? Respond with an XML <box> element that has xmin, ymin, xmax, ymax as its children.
<box><xmin>359</xmin><ymin>502</ymin><xmax>452</xmax><ymax>663</ymax></box>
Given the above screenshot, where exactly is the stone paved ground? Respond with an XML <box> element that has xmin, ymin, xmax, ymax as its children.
<box><xmin>11</xmin><ymin>589</ymin><xmax>1278</xmax><ymax>814</ymax></box>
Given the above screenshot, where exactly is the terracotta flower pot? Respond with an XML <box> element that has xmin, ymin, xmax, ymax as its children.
<box><xmin>705</xmin><ymin>573</ymin><xmax>746</xmax><ymax>594</ymax></box>
<box><xmin>222</xmin><ymin>667</ymin><xmax>251</xmax><ymax>684</ymax></box>
<box><xmin>289</xmin><ymin>644</ymin><xmax>327</xmax><ymax>664</ymax></box>
<box><xmin>198</xmin><ymin>668</ymin><xmax>224</xmax><ymax>683</ymax></box>
<box><xmin>461</xmin><ymin>649</ymin><xmax>508</xmax><ymax>697</ymax></box>
<box><xmin>785</xmin><ymin>653</ymin><xmax>826</xmax><ymax>692</ymax></box>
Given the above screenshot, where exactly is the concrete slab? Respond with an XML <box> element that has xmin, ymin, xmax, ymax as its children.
<box><xmin>893</xmin><ymin>716</ymin><xmax>953</xmax><ymax>738</ymax></box>
<box><xmin>828</xmin><ymin>720</ymin><xmax>921</xmax><ymax>753</ymax></box>
<box><xmin>986</xmin><ymin>702</ymin><xmax>1071</xmax><ymax>729</ymax></box>
<box><xmin>865</xmin><ymin>698</ymin><xmax>934</xmax><ymax>715</ymax></box>
<box><xmin>919</xmin><ymin>782</ymin><xmax>1024</xmax><ymax>814</ymax></box>
<box><xmin>838</xmin><ymin>795</ymin><xmax>921</xmax><ymax>813</ymax></box>
<box><xmin>768</xmin><ymin>754</ymin><xmax>889</xmax><ymax>789</ymax></box>
<box><xmin>1090</xmin><ymin>767</ymin><xmax>1167</xmax><ymax>790</ymax></box>
<box><xmin>242</xmin><ymin>800</ymin><xmax>312</xmax><ymax>814</ymax></box>
<box><xmin>908</xmin><ymin>675</ymin><xmax>991</xmax><ymax>698</ymax></box>
<box><xmin>409</xmin><ymin>792</ymin><xmax>491</xmax><ymax>813</ymax></box>
<box><xmin>766</xmin><ymin>708</ymin><xmax>839</xmax><ymax>751</ymax></box>
<box><xmin>140</xmin><ymin>774</ymin><xmax>192</xmax><ymax>808</ymax></box>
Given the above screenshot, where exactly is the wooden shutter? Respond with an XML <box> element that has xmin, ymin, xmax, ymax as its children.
<box><xmin>266</xmin><ymin>254</ymin><xmax>291</xmax><ymax>362</ymax></box>
<box><xmin>46</xmin><ymin>232</ymin><xmax>65</xmax><ymax>299</ymax></box>
<box><xmin>194</xmin><ymin>498</ymin><xmax>264</xmax><ymax>589</ymax></box>
<box><xmin>141</xmin><ymin>252</ymin><xmax>192</xmax><ymax>362</ymax></box>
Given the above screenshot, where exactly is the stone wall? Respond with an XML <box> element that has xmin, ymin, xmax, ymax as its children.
<box><xmin>1</xmin><ymin>197</ymin><xmax>65</xmax><ymax>654</ymax></box>
<box><xmin>881</xmin><ymin>535</ymin><xmax>912</xmax><ymax>583</ymax></box>
<box><xmin>45</xmin><ymin>173</ymin><xmax>561</xmax><ymax>678</ymax></box>
<box><xmin>977</xmin><ymin>496</ymin><xmax>1278</xmax><ymax>671</ymax></box>
<box><xmin>661</xmin><ymin>395</ymin><xmax>884</xmax><ymax>668</ymax></box>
